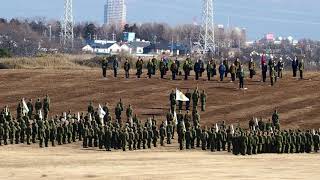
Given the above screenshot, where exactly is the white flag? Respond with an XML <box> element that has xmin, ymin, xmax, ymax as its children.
<box><xmin>63</xmin><ymin>112</ymin><xmax>67</xmax><ymax>120</ymax></box>
<box><xmin>173</xmin><ymin>111</ymin><xmax>178</xmax><ymax>125</ymax></box>
<box><xmin>149</xmin><ymin>118</ymin><xmax>152</xmax><ymax>127</ymax></box>
<box><xmin>231</xmin><ymin>124</ymin><xmax>235</xmax><ymax>135</ymax></box>
<box><xmin>98</xmin><ymin>104</ymin><xmax>106</xmax><ymax>119</ymax></box>
<box><xmin>164</xmin><ymin>120</ymin><xmax>168</xmax><ymax>127</ymax></box>
<box><xmin>215</xmin><ymin>123</ymin><xmax>219</xmax><ymax>133</ymax></box>
<box><xmin>77</xmin><ymin>112</ymin><xmax>80</xmax><ymax>122</ymax></box>
<box><xmin>182</xmin><ymin>120</ymin><xmax>186</xmax><ymax>132</ymax></box>
<box><xmin>4</xmin><ymin>106</ymin><xmax>9</xmax><ymax>116</ymax></box>
<box><xmin>89</xmin><ymin>113</ymin><xmax>92</xmax><ymax>121</ymax></box>
<box><xmin>255</xmin><ymin>118</ymin><xmax>259</xmax><ymax>126</ymax></box>
<box><xmin>176</xmin><ymin>89</ymin><xmax>189</xmax><ymax>102</ymax></box>
<box><xmin>129</xmin><ymin>117</ymin><xmax>133</xmax><ymax>127</ymax></box>
<box><xmin>22</xmin><ymin>98</ymin><xmax>29</xmax><ymax>115</ymax></box>
<box><xmin>39</xmin><ymin>110</ymin><xmax>43</xmax><ymax>120</ymax></box>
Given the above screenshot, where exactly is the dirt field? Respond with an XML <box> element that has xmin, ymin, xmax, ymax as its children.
<box><xmin>0</xmin><ymin>69</ymin><xmax>319</xmax><ymax>129</ymax></box>
<box><xmin>0</xmin><ymin>69</ymin><xmax>320</xmax><ymax>180</ymax></box>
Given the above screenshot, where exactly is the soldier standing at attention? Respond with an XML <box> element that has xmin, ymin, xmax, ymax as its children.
<box><xmin>261</xmin><ymin>52</ymin><xmax>267</xmax><ymax>82</ymax></box>
<box><xmin>200</xmin><ymin>90</ymin><xmax>207</xmax><ymax>112</ymax></box>
<box><xmin>185</xmin><ymin>89</ymin><xmax>192</xmax><ymax>111</ymax></box>
<box><xmin>169</xmin><ymin>90</ymin><xmax>176</xmax><ymax>113</ymax></box>
<box><xmin>192</xmin><ymin>87</ymin><xmax>200</xmax><ymax>110</ymax></box>
<box><xmin>147</xmin><ymin>59</ymin><xmax>153</xmax><ymax>79</ymax></box>
<box><xmin>113</xmin><ymin>56</ymin><xmax>119</xmax><ymax>78</ymax></box>
<box><xmin>299</xmin><ymin>58</ymin><xmax>304</xmax><ymax>80</ymax></box>
<box><xmin>229</xmin><ymin>63</ymin><xmax>236</xmax><ymax>82</ymax></box>
<box><xmin>194</xmin><ymin>59</ymin><xmax>201</xmax><ymax>80</ymax></box>
<box><xmin>101</xmin><ymin>57</ymin><xmax>108</xmax><ymax>78</ymax></box>
<box><xmin>170</xmin><ymin>61</ymin><xmax>178</xmax><ymax>80</ymax></box>
<box><xmin>206</xmin><ymin>61</ymin><xmax>213</xmax><ymax>81</ymax></box>
<box><xmin>238</xmin><ymin>64</ymin><xmax>245</xmax><ymax>89</ymax></box>
<box><xmin>124</xmin><ymin>59</ymin><xmax>131</xmax><ymax>78</ymax></box>
<box><xmin>136</xmin><ymin>57</ymin><xmax>143</xmax><ymax>78</ymax></box>
<box><xmin>249</xmin><ymin>57</ymin><xmax>256</xmax><ymax>79</ymax></box>
<box><xmin>27</xmin><ymin>99</ymin><xmax>33</xmax><ymax>119</ymax></box>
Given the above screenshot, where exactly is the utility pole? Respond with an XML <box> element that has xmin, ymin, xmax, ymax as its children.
<box><xmin>49</xmin><ymin>25</ymin><xmax>52</xmax><ymax>42</ymax></box>
<box><xmin>198</xmin><ymin>0</ymin><xmax>215</xmax><ymax>54</ymax></box>
<box><xmin>62</xmin><ymin>0</ymin><xmax>74</xmax><ymax>50</ymax></box>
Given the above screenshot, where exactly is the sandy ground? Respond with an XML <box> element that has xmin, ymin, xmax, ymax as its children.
<box><xmin>0</xmin><ymin>69</ymin><xmax>320</xmax><ymax>180</ymax></box>
<box><xmin>0</xmin><ymin>141</ymin><xmax>319</xmax><ymax>180</ymax></box>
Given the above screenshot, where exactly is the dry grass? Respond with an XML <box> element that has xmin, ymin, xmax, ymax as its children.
<box><xmin>0</xmin><ymin>54</ymin><xmax>96</xmax><ymax>70</ymax></box>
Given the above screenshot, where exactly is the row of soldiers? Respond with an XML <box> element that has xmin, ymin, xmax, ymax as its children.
<box><xmin>169</xmin><ymin>87</ymin><xmax>207</xmax><ymax>113</ymax></box>
<box><xmin>1</xmin><ymin>96</ymin><xmax>319</xmax><ymax>155</ymax></box>
<box><xmin>0</xmin><ymin>110</ymin><xmax>81</xmax><ymax>147</ymax></box>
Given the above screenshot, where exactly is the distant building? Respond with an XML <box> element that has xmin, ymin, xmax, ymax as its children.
<box><xmin>104</xmin><ymin>0</ymin><xmax>126</xmax><ymax>27</ymax></box>
<box><xmin>123</xmin><ymin>32</ymin><xmax>136</xmax><ymax>42</ymax></box>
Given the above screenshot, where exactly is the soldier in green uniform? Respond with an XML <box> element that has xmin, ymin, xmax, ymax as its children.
<box><xmin>38</xmin><ymin>126</ymin><xmax>45</xmax><ymax>148</ymax></box>
<box><xmin>195</xmin><ymin>125</ymin><xmax>201</xmax><ymax>148</ymax></box>
<box><xmin>185</xmin><ymin>126</ymin><xmax>192</xmax><ymax>149</ymax></box>
<box><xmin>170</xmin><ymin>61</ymin><xmax>178</xmax><ymax>80</ymax></box>
<box><xmin>49</xmin><ymin>119</ymin><xmax>56</xmax><ymax>146</ymax></box>
<box><xmin>249</xmin><ymin>58</ymin><xmax>256</xmax><ymax>79</ymax></box>
<box><xmin>0</xmin><ymin>124</ymin><xmax>4</xmax><ymax>146</ymax></box>
<box><xmin>35</xmin><ymin>98</ymin><xmax>42</xmax><ymax>113</ymax></box>
<box><xmin>121</xmin><ymin>129</ymin><xmax>129</xmax><ymax>151</ymax></box>
<box><xmin>200</xmin><ymin>90</ymin><xmax>206</xmax><ymax>112</ymax></box>
<box><xmin>115</xmin><ymin>104</ymin><xmax>122</xmax><ymax>126</ymax></box>
<box><xmin>275</xmin><ymin>131</ymin><xmax>283</xmax><ymax>153</ymax></box>
<box><xmin>147</xmin><ymin>127</ymin><xmax>153</xmax><ymax>149</ymax></box>
<box><xmin>147</xmin><ymin>59</ymin><xmax>154</xmax><ymax>79</ymax></box>
<box><xmin>142</xmin><ymin>127</ymin><xmax>148</xmax><ymax>149</ymax></box>
<box><xmin>179</xmin><ymin>126</ymin><xmax>186</xmax><ymax>150</ymax></box>
<box><xmin>272</xmin><ymin>110</ymin><xmax>280</xmax><ymax>130</ymax></box>
<box><xmin>192</xmin><ymin>88</ymin><xmax>200</xmax><ymax>110</ymax></box>
<box><xmin>313</xmin><ymin>131</ymin><xmax>320</xmax><ymax>153</ymax></box>
<box><xmin>124</xmin><ymin>59</ymin><xmax>131</xmax><ymax>78</ymax></box>
<box><xmin>185</xmin><ymin>89</ymin><xmax>191</xmax><ymax>111</ymax></box>
<box><xmin>56</xmin><ymin>123</ymin><xmax>63</xmax><ymax>145</ymax></box>
<box><xmin>201</xmin><ymin>128</ymin><xmax>209</xmax><ymax>150</ymax></box>
<box><xmin>43</xmin><ymin>95</ymin><xmax>50</xmax><ymax>120</ymax></box>
<box><xmin>128</xmin><ymin>128</ymin><xmax>134</xmax><ymax>150</ymax></box>
<box><xmin>27</xmin><ymin>99</ymin><xmax>33</xmax><ymax>119</ymax></box>
<box><xmin>169</xmin><ymin>90</ymin><xmax>176</xmax><ymax>113</ymax></box>
<box><xmin>88</xmin><ymin>101</ymin><xmax>94</xmax><ymax>116</ymax></box>
<box><xmin>206</xmin><ymin>61</ymin><xmax>213</xmax><ymax>81</ymax></box>
<box><xmin>152</xmin><ymin>126</ymin><xmax>159</xmax><ymax>147</ymax></box>
<box><xmin>229</xmin><ymin>63</ymin><xmax>236</xmax><ymax>82</ymax></box>
<box><xmin>101</xmin><ymin>57</ymin><xmax>108</xmax><ymax>78</ymax></box>
<box><xmin>166</xmin><ymin>122</ymin><xmax>173</xmax><ymax>144</ymax></box>
<box><xmin>135</xmin><ymin>58</ymin><xmax>143</xmax><ymax>78</ymax></box>
<box><xmin>183</xmin><ymin>57</ymin><xmax>192</xmax><ymax>80</ymax></box>
<box><xmin>239</xmin><ymin>132</ymin><xmax>248</xmax><ymax>155</ymax></box>
<box><xmin>247</xmin><ymin>132</ymin><xmax>253</xmax><ymax>155</ymax></box>
<box><xmin>159</xmin><ymin>59</ymin><xmax>166</xmax><ymax>79</ymax></box>
<box><xmin>104</xmin><ymin>126</ymin><xmax>112</xmax><ymax>151</ymax></box>
<box><xmin>25</xmin><ymin>122</ymin><xmax>32</xmax><ymax>145</ymax></box>
<box><xmin>159</xmin><ymin>123</ymin><xmax>166</xmax><ymax>146</ymax></box>
<box><xmin>298</xmin><ymin>59</ymin><xmax>304</xmax><ymax>79</ymax></box>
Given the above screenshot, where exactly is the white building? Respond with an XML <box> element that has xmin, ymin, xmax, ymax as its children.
<box><xmin>104</xmin><ymin>0</ymin><xmax>126</xmax><ymax>27</ymax></box>
<box><xmin>92</xmin><ymin>43</ymin><xmax>121</xmax><ymax>54</ymax></box>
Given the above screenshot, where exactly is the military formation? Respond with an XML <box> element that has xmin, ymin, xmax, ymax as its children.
<box><xmin>102</xmin><ymin>54</ymin><xmax>306</xmax><ymax>89</ymax></box>
<box><xmin>1</xmin><ymin>90</ymin><xmax>319</xmax><ymax>155</ymax></box>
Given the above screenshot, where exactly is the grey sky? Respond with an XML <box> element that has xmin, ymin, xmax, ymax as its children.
<box><xmin>0</xmin><ymin>0</ymin><xmax>319</xmax><ymax>40</ymax></box>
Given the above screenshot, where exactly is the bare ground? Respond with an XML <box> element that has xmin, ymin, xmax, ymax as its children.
<box><xmin>0</xmin><ymin>69</ymin><xmax>320</xmax><ymax>180</ymax></box>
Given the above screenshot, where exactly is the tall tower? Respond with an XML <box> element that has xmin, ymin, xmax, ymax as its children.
<box><xmin>62</xmin><ymin>0</ymin><xmax>74</xmax><ymax>49</ymax></box>
<box><xmin>199</xmin><ymin>0</ymin><xmax>215</xmax><ymax>53</ymax></box>
<box><xmin>104</xmin><ymin>0</ymin><xmax>126</xmax><ymax>28</ymax></box>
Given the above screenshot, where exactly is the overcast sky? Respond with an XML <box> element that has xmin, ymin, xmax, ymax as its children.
<box><xmin>0</xmin><ymin>0</ymin><xmax>319</xmax><ymax>40</ymax></box>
